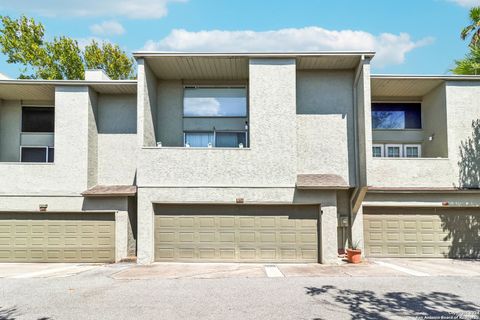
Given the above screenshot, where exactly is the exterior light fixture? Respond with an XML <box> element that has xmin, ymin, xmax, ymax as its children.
<box><xmin>39</xmin><ymin>204</ymin><xmax>48</xmax><ymax>212</ymax></box>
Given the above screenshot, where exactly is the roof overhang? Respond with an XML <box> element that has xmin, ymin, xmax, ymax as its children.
<box><xmin>296</xmin><ymin>174</ymin><xmax>350</xmax><ymax>190</ymax></box>
<box><xmin>371</xmin><ymin>74</ymin><xmax>480</xmax><ymax>99</ymax></box>
<box><xmin>134</xmin><ymin>51</ymin><xmax>375</xmax><ymax>80</ymax></box>
<box><xmin>367</xmin><ymin>186</ymin><xmax>480</xmax><ymax>194</ymax></box>
<box><xmin>0</xmin><ymin>79</ymin><xmax>137</xmax><ymax>100</ymax></box>
<box><xmin>82</xmin><ymin>185</ymin><xmax>137</xmax><ymax>197</ymax></box>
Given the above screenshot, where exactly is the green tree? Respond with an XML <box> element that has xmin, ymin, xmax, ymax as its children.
<box><xmin>461</xmin><ymin>7</ymin><xmax>480</xmax><ymax>47</ymax></box>
<box><xmin>0</xmin><ymin>15</ymin><xmax>135</xmax><ymax>80</ymax></box>
<box><xmin>84</xmin><ymin>41</ymin><xmax>135</xmax><ymax>80</ymax></box>
<box><xmin>453</xmin><ymin>7</ymin><xmax>480</xmax><ymax>75</ymax></box>
<box><xmin>452</xmin><ymin>45</ymin><xmax>480</xmax><ymax>75</ymax></box>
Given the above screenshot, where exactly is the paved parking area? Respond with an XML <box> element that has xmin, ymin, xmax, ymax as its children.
<box><xmin>0</xmin><ymin>258</ymin><xmax>478</xmax><ymax>280</ymax></box>
<box><xmin>111</xmin><ymin>258</ymin><xmax>480</xmax><ymax>280</ymax></box>
<box><xmin>0</xmin><ymin>260</ymin><xmax>478</xmax><ymax>320</ymax></box>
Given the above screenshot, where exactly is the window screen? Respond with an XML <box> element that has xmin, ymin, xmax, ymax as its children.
<box><xmin>22</xmin><ymin>107</ymin><xmax>54</xmax><ymax>132</ymax></box>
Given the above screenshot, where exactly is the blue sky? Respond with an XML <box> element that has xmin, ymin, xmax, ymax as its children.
<box><xmin>0</xmin><ymin>0</ymin><xmax>479</xmax><ymax>78</ymax></box>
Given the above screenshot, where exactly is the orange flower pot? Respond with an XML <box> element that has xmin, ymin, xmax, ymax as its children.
<box><xmin>346</xmin><ymin>249</ymin><xmax>362</xmax><ymax>264</ymax></box>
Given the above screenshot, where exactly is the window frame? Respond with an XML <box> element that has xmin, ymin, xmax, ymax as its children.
<box><xmin>183</xmin><ymin>130</ymin><xmax>248</xmax><ymax>148</ymax></box>
<box><xmin>372</xmin><ymin>144</ymin><xmax>385</xmax><ymax>158</ymax></box>
<box><xmin>19</xmin><ymin>146</ymin><xmax>54</xmax><ymax>163</ymax></box>
<box><xmin>403</xmin><ymin>144</ymin><xmax>422</xmax><ymax>158</ymax></box>
<box><xmin>385</xmin><ymin>144</ymin><xmax>403</xmax><ymax>158</ymax></box>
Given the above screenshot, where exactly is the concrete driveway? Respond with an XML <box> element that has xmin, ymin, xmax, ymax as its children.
<box><xmin>111</xmin><ymin>258</ymin><xmax>480</xmax><ymax>280</ymax></box>
<box><xmin>0</xmin><ymin>258</ymin><xmax>478</xmax><ymax>279</ymax></box>
<box><xmin>0</xmin><ymin>260</ymin><xmax>479</xmax><ymax>320</ymax></box>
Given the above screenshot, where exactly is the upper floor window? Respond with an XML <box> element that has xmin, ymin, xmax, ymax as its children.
<box><xmin>372</xmin><ymin>103</ymin><xmax>421</xmax><ymax>130</ymax></box>
<box><xmin>183</xmin><ymin>87</ymin><xmax>247</xmax><ymax>117</ymax></box>
<box><xmin>22</xmin><ymin>107</ymin><xmax>54</xmax><ymax>132</ymax></box>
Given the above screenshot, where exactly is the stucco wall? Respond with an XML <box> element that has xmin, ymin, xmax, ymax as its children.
<box><xmin>422</xmin><ymin>83</ymin><xmax>448</xmax><ymax>157</ymax></box>
<box><xmin>296</xmin><ymin>70</ymin><xmax>355</xmax><ymax>184</ymax></box>
<box><xmin>136</xmin><ymin>186</ymin><xmax>338</xmax><ymax>264</ymax></box>
<box><xmin>137</xmin><ymin>59</ymin><xmax>157</xmax><ymax>147</ymax></box>
<box><xmin>97</xmin><ymin>94</ymin><xmax>137</xmax><ymax>185</ymax></box>
<box><xmin>0</xmin><ymin>100</ymin><xmax>21</xmax><ymax>162</ymax></box>
<box><xmin>0</xmin><ymin>87</ymin><xmax>93</xmax><ymax>194</ymax></box>
<box><xmin>157</xmin><ymin>80</ymin><xmax>183</xmax><ymax>146</ymax></box>
<box><xmin>364</xmin><ymin>192</ymin><xmax>480</xmax><ymax>207</ymax></box>
<box><xmin>137</xmin><ymin>58</ymin><xmax>298</xmax><ymax>187</ymax></box>
<box><xmin>445</xmin><ymin>81</ymin><xmax>480</xmax><ymax>188</ymax></box>
<box><xmin>368</xmin><ymin>81</ymin><xmax>480</xmax><ymax>188</ymax></box>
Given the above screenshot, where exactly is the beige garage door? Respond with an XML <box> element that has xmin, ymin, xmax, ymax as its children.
<box><xmin>0</xmin><ymin>212</ymin><xmax>115</xmax><ymax>262</ymax></box>
<box><xmin>364</xmin><ymin>207</ymin><xmax>480</xmax><ymax>258</ymax></box>
<box><xmin>155</xmin><ymin>204</ymin><xmax>319</xmax><ymax>262</ymax></box>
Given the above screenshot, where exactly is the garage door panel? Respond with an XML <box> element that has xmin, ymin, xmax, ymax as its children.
<box><xmin>154</xmin><ymin>205</ymin><xmax>319</xmax><ymax>263</ymax></box>
<box><xmin>364</xmin><ymin>207</ymin><xmax>480</xmax><ymax>258</ymax></box>
<box><xmin>0</xmin><ymin>212</ymin><xmax>115</xmax><ymax>263</ymax></box>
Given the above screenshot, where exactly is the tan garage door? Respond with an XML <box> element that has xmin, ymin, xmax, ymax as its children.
<box><xmin>0</xmin><ymin>212</ymin><xmax>115</xmax><ymax>262</ymax></box>
<box><xmin>364</xmin><ymin>207</ymin><xmax>480</xmax><ymax>258</ymax></box>
<box><xmin>155</xmin><ymin>204</ymin><xmax>319</xmax><ymax>262</ymax></box>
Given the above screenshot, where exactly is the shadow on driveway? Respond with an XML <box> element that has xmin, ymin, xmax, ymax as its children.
<box><xmin>305</xmin><ymin>285</ymin><xmax>480</xmax><ymax>319</ymax></box>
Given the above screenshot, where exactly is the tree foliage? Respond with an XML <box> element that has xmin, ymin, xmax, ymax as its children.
<box><xmin>453</xmin><ymin>7</ymin><xmax>480</xmax><ymax>75</ymax></box>
<box><xmin>0</xmin><ymin>15</ymin><xmax>135</xmax><ymax>80</ymax></box>
<box><xmin>84</xmin><ymin>41</ymin><xmax>135</xmax><ymax>80</ymax></box>
<box><xmin>452</xmin><ymin>45</ymin><xmax>480</xmax><ymax>75</ymax></box>
<box><xmin>461</xmin><ymin>7</ymin><xmax>480</xmax><ymax>47</ymax></box>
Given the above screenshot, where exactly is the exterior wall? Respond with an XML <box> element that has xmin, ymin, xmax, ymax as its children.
<box><xmin>446</xmin><ymin>81</ymin><xmax>480</xmax><ymax>188</ymax></box>
<box><xmin>87</xmin><ymin>88</ymin><xmax>98</xmax><ymax>188</ymax></box>
<box><xmin>97</xmin><ymin>94</ymin><xmax>137</xmax><ymax>185</ymax></box>
<box><xmin>368</xmin><ymin>81</ymin><xmax>480</xmax><ymax>188</ymax></box>
<box><xmin>364</xmin><ymin>192</ymin><xmax>480</xmax><ymax>207</ymax></box>
<box><xmin>137</xmin><ymin>59</ymin><xmax>157</xmax><ymax>147</ymax></box>
<box><xmin>296</xmin><ymin>70</ymin><xmax>355</xmax><ymax>185</ymax></box>
<box><xmin>0</xmin><ymin>87</ymin><xmax>94</xmax><ymax>195</ymax></box>
<box><xmin>136</xmin><ymin>59</ymin><xmax>343</xmax><ymax>264</ymax></box>
<box><xmin>156</xmin><ymin>80</ymin><xmax>183</xmax><ymax>146</ymax></box>
<box><xmin>356</xmin><ymin>62</ymin><xmax>372</xmax><ymax>188</ymax></box>
<box><xmin>0</xmin><ymin>100</ymin><xmax>21</xmax><ymax>162</ymax></box>
<box><xmin>422</xmin><ymin>84</ymin><xmax>448</xmax><ymax>157</ymax></box>
<box><xmin>137</xmin><ymin>187</ymin><xmax>338</xmax><ymax>264</ymax></box>
<box><xmin>137</xmin><ymin>59</ymin><xmax>297</xmax><ymax>188</ymax></box>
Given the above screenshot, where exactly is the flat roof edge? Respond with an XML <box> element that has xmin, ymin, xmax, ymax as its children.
<box><xmin>372</xmin><ymin>74</ymin><xmax>480</xmax><ymax>81</ymax></box>
<box><xmin>133</xmin><ymin>51</ymin><xmax>376</xmax><ymax>58</ymax></box>
<box><xmin>0</xmin><ymin>79</ymin><xmax>137</xmax><ymax>85</ymax></box>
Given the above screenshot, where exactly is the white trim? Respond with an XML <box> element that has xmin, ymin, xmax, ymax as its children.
<box><xmin>385</xmin><ymin>144</ymin><xmax>403</xmax><ymax>158</ymax></box>
<box><xmin>404</xmin><ymin>144</ymin><xmax>422</xmax><ymax>158</ymax></box>
<box><xmin>372</xmin><ymin>144</ymin><xmax>384</xmax><ymax>157</ymax></box>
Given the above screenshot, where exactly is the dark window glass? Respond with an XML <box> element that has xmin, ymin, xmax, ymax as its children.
<box><xmin>22</xmin><ymin>107</ymin><xmax>54</xmax><ymax>132</ymax></box>
<box><xmin>21</xmin><ymin>147</ymin><xmax>47</xmax><ymax>162</ymax></box>
<box><xmin>48</xmin><ymin>147</ymin><xmax>54</xmax><ymax>163</ymax></box>
<box><xmin>372</xmin><ymin>103</ymin><xmax>421</xmax><ymax>129</ymax></box>
<box><xmin>215</xmin><ymin>132</ymin><xmax>247</xmax><ymax>148</ymax></box>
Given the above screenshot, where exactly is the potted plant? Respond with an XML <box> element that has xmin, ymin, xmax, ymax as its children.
<box><xmin>346</xmin><ymin>240</ymin><xmax>362</xmax><ymax>264</ymax></box>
